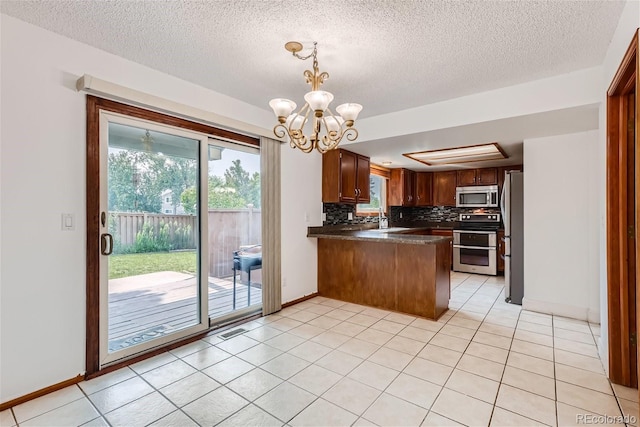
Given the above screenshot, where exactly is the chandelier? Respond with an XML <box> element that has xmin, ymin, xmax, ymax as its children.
<box><xmin>141</xmin><ymin>129</ymin><xmax>154</xmax><ymax>151</ymax></box>
<box><xmin>269</xmin><ymin>41</ymin><xmax>363</xmax><ymax>153</ymax></box>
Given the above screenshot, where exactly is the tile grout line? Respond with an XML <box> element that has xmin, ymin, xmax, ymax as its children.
<box><xmin>425</xmin><ymin>274</ymin><xmax>497</xmax><ymax>423</ymax></box>
<box><xmin>486</xmin><ymin>288</ymin><xmax>524</xmax><ymax>427</ymax></box>
<box><xmin>76</xmin><ymin>382</ymin><xmax>113</xmax><ymax>427</ymax></box>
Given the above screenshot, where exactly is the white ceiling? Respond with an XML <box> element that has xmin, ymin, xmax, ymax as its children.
<box><xmin>0</xmin><ymin>0</ymin><xmax>625</xmax><ymax>167</ymax></box>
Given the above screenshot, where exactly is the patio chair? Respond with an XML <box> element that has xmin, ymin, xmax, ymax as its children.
<box><xmin>232</xmin><ymin>244</ymin><xmax>262</xmax><ymax>309</ymax></box>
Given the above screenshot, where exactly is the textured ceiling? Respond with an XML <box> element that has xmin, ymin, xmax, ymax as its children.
<box><xmin>0</xmin><ymin>0</ymin><xmax>626</xmax><ymax>119</ymax></box>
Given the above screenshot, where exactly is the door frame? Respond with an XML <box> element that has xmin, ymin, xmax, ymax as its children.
<box><xmin>85</xmin><ymin>96</ymin><xmax>258</xmax><ymax>376</ymax></box>
<box><xmin>606</xmin><ymin>29</ymin><xmax>639</xmax><ymax>389</ymax></box>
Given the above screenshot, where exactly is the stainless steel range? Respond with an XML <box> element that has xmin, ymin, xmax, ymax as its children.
<box><xmin>453</xmin><ymin>213</ymin><xmax>501</xmax><ymax>276</ymax></box>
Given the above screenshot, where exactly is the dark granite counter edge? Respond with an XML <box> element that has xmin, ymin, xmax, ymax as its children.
<box><xmin>307</xmin><ymin>229</ymin><xmax>452</xmax><ymax>245</ymax></box>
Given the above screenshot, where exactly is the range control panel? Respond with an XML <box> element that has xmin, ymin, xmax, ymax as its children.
<box><xmin>459</xmin><ymin>213</ymin><xmax>501</xmax><ymax>222</ymax></box>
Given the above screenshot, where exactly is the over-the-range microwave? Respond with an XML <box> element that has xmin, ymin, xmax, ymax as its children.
<box><xmin>456</xmin><ymin>185</ymin><xmax>499</xmax><ymax>208</ymax></box>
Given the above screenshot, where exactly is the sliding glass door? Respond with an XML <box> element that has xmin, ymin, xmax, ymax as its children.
<box><xmin>99</xmin><ymin>112</ymin><xmax>210</xmax><ymax>365</ymax></box>
<box><xmin>95</xmin><ymin>110</ymin><xmax>262</xmax><ymax>367</ymax></box>
<box><xmin>206</xmin><ymin>139</ymin><xmax>262</xmax><ymax>325</ymax></box>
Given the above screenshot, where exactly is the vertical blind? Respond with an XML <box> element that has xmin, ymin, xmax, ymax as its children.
<box><xmin>260</xmin><ymin>137</ymin><xmax>282</xmax><ymax>315</ymax></box>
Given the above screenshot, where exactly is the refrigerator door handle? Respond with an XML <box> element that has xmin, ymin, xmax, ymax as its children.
<box><xmin>504</xmin><ymin>254</ymin><xmax>511</xmax><ymax>302</ymax></box>
<box><xmin>500</xmin><ymin>182</ymin><xmax>506</xmax><ymax>220</ymax></box>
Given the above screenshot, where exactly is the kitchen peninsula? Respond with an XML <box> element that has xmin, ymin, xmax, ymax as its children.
<box><xmin>307</xmin><ymin>227</ymin><xmax>451</xmax><ymax>319</ymax></box>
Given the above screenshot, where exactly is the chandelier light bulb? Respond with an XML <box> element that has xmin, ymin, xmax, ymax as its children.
<box><xmin>269</xmin><ymin>98</ymin><xmax>297</xmax><ymax>123</ymax></box>
<box><xmin>285</xmin><ymin>113</ymin><xmax>306</xmax><ymax>130</ymax></box>
<box><xmin>336</xmin><ymin>103</ymin><xmax>363</xmax><ymax>124</ymax></box>
<box><xmin>304</xmin><ymin>91</ymin><xmax>334</xmax><ymax>117</ymax></box>
<box><xmin>324</xmin><ymin>116</ymin><xmax>344</xmax><ymax>133</ymax></box>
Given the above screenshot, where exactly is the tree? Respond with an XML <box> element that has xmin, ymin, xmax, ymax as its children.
<box><xmin>108</xmin><ymin>151</ymin><xmax>163</xmax><ymax>213</ymax></box>
<box><xmin>158</xmin><ymin>157</ymin><xmax>197</xmax><ymax>213</ymax></box>
<box><xmin>224</xmin><ymin>159</ymin><xmax>261</xmax><ymax>207</ymax></box>
<box><xmin>180</xmin><ymin>175</ymin><xmax>248</xmax><ymax>211</ymax></box>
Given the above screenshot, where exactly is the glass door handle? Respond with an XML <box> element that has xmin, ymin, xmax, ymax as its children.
<box><xmin>101</xmin><ymin>233</ymin><xmax>114</xmax><ymax>255</ymax></box>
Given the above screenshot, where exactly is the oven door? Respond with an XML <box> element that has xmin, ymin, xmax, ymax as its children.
<box><xmin>453</xmin><ymin>230</ymin><xmax>497</xmax><ymax>275</ymax></box>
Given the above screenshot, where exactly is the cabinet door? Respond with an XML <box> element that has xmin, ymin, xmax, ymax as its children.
<box><xmin>356</xmin><ymin>155</ymin><xmax>370</xmax><ymax>203</ymax></box>
<box><xmin>457</xmin><ymin>170</ymin><xmax>476</xmax><ymax>186</ymax></box>
<box><xmin>415</xmin><ymin>172</ymin><xmax>432</xmax><ymax>206</ymax></box>
<box><xmin>477</xmin><ymin>168</ymin><xmax>497</xmax><ymax>185</ymax></box>
<box><xmin>498</xmin><ymin>229</ymin><xmax>505</xmax><ymax>272</ymax></box>
<box><xmin>339</xmin><ymin>150</ymin><xmax>358</xmax><ymax>203</ymax></box>
<box><xmin>433</xmin><ymin>171</ymin><xmax>457</xmax><ymax>206</ymax></box>
<box><xmin>403</xmin><ymin>169</ymin><xmax>416</xmax><ymax>206</ymax></box>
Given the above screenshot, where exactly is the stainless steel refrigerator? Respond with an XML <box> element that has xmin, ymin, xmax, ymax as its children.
<box><xmin>500</xmin><ymin>171</ymin><xmax>524</xmax><ymax>304</ymax></box>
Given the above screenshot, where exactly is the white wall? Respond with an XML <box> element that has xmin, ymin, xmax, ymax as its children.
<box><xmin>356</xmin><ymin>66</ymin><xmax>602</xmax><ymax>143</ymax></box>
<box><xmin>0</xmin><ymin>14</ymin><xmax>318</xmax><ymax>402</ymax></box>
<box><xmin>596</xmin><ymin>0</ymin><xmax>640</xmax><ymax>372</ymax></box>
<box><xmin>280</xmin><ymin>147</ymin><xmax>322</xmax><ymax>303</ymax></box>
<box><xmin>523</xmin><ymin>130</ymin><xmax>599</xmax><ymax>322</ymax></box>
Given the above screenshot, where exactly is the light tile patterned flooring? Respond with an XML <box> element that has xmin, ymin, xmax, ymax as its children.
<box><xmin>2</xmin><ymin>272</ymin><xmax>638</xmax><ymax>426</ymax></box>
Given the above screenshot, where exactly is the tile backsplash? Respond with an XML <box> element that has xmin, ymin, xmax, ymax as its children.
<box><xmin>323</xmin><ymin>203</ymin><xmax>500</xmax><ymax>226</ymax></box>
<box><xmin>323</xmin><ymin>203</ymin><xmax>380</xmax><ymax>226</ymax></box>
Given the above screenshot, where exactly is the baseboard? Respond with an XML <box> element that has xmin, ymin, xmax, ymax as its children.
<box><xmin>522</xmin><ymin>297</ymin><xmax>592</xmax><ymax>322</ymax></box>
<box><xmin>282</xmin><ymin>292</ymin><xmax>319</xmax><ymax>308</ymax></box>
<box><xmin>0</xmin><ymin>374</ymin><xmax>84</xmax><ymax>411</ymax></box>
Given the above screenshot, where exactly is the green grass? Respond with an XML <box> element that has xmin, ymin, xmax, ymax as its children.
<box><xmin>109</xmin><ymin>251</ymin><xmax>197</xmax><ymax>279</ymax></box>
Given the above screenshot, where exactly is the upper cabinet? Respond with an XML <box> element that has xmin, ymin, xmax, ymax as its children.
<box><xmin>415</xmin><ymin>172</ymin><xmax>432</xmax><ymax>206</ymax></box>
<box><xmin>456</xmin><ymin>168</ymin><xmax>498</xmax><ymax>186</ymax></box>
<box><xmin>389</xmin><ymin>168</ymin><xmax>416</xmax><ymax>206</ymax></box>
<box><xmin>432</xmin><ymin>171</ymin><xmax>457</xmax><ymax>206</ymax></box>
<box><xmin>322</xmin><ymin>149</ymin><xmax>370</xmax><ymax>204</ymax></box>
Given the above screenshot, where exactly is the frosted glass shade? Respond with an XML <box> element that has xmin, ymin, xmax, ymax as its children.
<box><xmin>336</xmin><ymin>103</ymin><xmax>363</xmax><ymax>121</ymax></box>
<box><xmin>285</xmin><ymin>113</ymin><xmax>306</xmax><ymax>130</ymax></box>
<box><xmin>304</xmin><ymin>91</ymin><xmax>334</xmax><ymax>112</ymax></box>
<box><xmin>324</xmin><ymin>116</ymin><xmax>344</xmax><ymax>133</ymax></box>
<box><xmin>269</xmin><ymin>98</ymin><xmax>297</xmax><ymax>117</ymax></box>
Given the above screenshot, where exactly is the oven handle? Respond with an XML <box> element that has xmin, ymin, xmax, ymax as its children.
<box><xmin>453</xmin><ymin>244</ymin><xmax>497</xmax><ymax>250</ymax></box>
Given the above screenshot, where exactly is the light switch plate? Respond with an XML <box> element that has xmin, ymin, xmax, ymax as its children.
<box><xmin>61</xmin><ymin>213</ymin><xmax>74</xmax><ymax>231</ymax></box>
<box><xmin>348</xmin><ymin>212</ymin><xmax>353</xmax><ymax>220</ymax></box>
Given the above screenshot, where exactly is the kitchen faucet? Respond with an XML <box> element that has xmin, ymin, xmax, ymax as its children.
<box><xmin>378</xmin><ymin>208</ymin><xmax>388</xmax><ymax>229</ymax></box>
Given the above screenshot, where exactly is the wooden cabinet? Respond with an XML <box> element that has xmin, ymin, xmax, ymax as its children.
<box><xmin>429</xmin><ymin>229</ymin><xmax>453</xmax><ymax>269</ymax></box>
<box><xmin>389</xmin><ymin>168</ymin><xmax>416</xmax><ymax>206</ymax></box>
<box><xmin>415</xmin><ymin>172</ymin><xmax>433</xmax><ymax>206</ymax></box>
<box><xmin>477</xmin><ymin>168</ymin><xmax>498</xmax><ymax>185</ymax></box>
<box><xmin>498</xmin><ymin>229</ymin><xmax>505</xmax><ymax>272</ymax></box>
<box><xmin>322</xmin><ymin>149</ymin><xmax>370</xmax><ymax>204</ymax></box>
<box><xmin>432</xmin><ymin>171</ymin><xmax>457</xmax><ymax>206</ymax></box>
<box><xmin>456</xmin><ymin>168</ymin><xmax>497</xmax><ymax>186</ymax></box>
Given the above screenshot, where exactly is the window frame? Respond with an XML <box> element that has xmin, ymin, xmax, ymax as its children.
<box><xmin>356</xmin><ymin>164</ymin><xmax>390</xmax><ymax>217</ymax></box>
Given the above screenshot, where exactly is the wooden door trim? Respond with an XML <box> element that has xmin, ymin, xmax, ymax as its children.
<box><xmin>85</xmin><ymin>96</ymin><xmax>259</xmax><ymax>376</ymax></box>
<box><xmin>606</xmin><ymin>29</ymin><xmax>638</xmax><ymax>388</ymax></box>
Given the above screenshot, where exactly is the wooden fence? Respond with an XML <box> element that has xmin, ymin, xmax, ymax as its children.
<box><xmin>110</xmin><ymin>209</ymin><xmax>262</xmax><ymax>279</ymax></box>
<box><xmin>110</xmin><ymin>212</ymin><xmax>197</xmax><ymax>248</ymax></box>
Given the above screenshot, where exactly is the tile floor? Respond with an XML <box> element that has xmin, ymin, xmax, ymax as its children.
<box><xmin>2</xmin><ymin>273</ymin><xmax>638</xmax><ymax>427</ymax></box>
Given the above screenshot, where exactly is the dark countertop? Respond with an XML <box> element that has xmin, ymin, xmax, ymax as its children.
<box><xmin>307</xmin><ymin>226</ymin><xmax>452</xmax><ymax>245</ymax></box>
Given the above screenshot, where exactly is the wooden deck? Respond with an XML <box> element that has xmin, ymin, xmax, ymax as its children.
<box><xmin>108</xmin><ymin>271</ymin><xmax>261</xmax><ymax>352</ymax></box>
